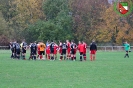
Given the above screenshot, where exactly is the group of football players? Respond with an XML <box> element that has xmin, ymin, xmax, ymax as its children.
<box><xmin>10</xmin><ymin>39</ymin><xmax>27</xmax><ymax>60</ymax></box>
<box><xmin>9</xmin><ymin>39</ymin><xmax>97</xmax><ymax>61</ymax></box>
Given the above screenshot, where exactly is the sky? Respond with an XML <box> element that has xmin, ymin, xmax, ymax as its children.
<box><xmin>108</xmin><ymin>0</ymin><xmax>114</xmax><ymax>4</ymax></box>
<box><xmin>108</xmin><ymin>0</ymin><xmax>118</xmax><ymax>4</ymax></box>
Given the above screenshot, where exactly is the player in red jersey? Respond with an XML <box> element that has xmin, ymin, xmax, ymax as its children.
<box><xmin>78</xmin><ymin>42</ymin><xmax>84</xmax><ymax>61</ymax></box>
<box><xmin>59</xmin><ymin>41</ymin><xmax>63</xmax><ymax>60</ymax></box>
<box><xmin>66</xmin><ymin>40</ymin><xmax>71</xmax><ymax>60</ymax></box>
<box><xmin>46</xmin><ymin>44</ymin><xmax>50</xmax><ymax>60</ymax></box>
<box><xmin>83</xmin><ymin>41</ymin><xmax>87</xmax><ymax>61</ymax></box>
<box><xmin>78</xmin><ymin>41</ymin><xmax>82</xmax><ymax>52</ymax></box>
<box><xmin>54</xmin><ymin>43</ymin><xmax>58</xmax><ymax>60</ymax></box>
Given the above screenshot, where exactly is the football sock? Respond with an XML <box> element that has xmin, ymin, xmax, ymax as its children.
<box><xmin>69</xmin><ymin>55</ymin><xmax>71</xmax><ymax>59</ymax></box>
<box><xmin>90</xmin><ymin>54</ymin><xmax>92</xmax><ymax>61</ymax></box>
<box><xmin>50</xmin><ymin>56</ymin><xmax>54</xmax><ymax>60</ymax></box>
<box><xmin>22</xmin><ymin>55</ymin><xmax>25</xmax><ymax>60</ymax></box>
<box><xmin>55</xmin><ymin>55</ymin><xmax>57</xmax><ymax>60</ymax></box>
<box><xmin>52</xmin><ymin>56</ymin><xmax>54</xmax><ymax>60</ymax></box>
<box><xmin>11</xmin><ymin>53</ymin><xmax>13</xmax><ymax>58</ymax></box>
<box><xmin>12</xmin><ymin>53</ymin><xmax>14</xmax><ymax>57</ymax></box>
<box><xmin>24</xmin><ymin>55</ymin><xmax>26</xmax><ymax>60</ymax></box>
<box><xmin>48</xmin><ymin>55</ymin><xmax>50</xmax><ymax>59</ymax></box>
<box><xmin>93</xmin><ymin>55</ymin><xmax>95</xmax><ymax>60</ymax></box>
<box><xmin>84</xmin><ymin>56</ymin><xmax>86</xmax><ymax>60</ymax></box>
<box><xmin>31</xmin><ymin>56</ymin><xmax>33</xmax><ymax>60</ymax></box>
<box><xmin>80</xmin><ymin>55</ymin><xmax>82</xmax><ymax>61</ymax></box>
<box><xmin>124</xmin><ymin>54</ymin><xmax>129</xmax><ymax>58</ymax></box>
<box><xmin>16</xmin><ymin>55</ymin><xmax>18</xmax><ymax>59</ymax></box>
<box><xmin>37</xmin><ymin>55</ymin><xmax>39</xmax><ymax>58</ymax></box>
<box><xmin>14</xmin><ymin>53</ymin><xmax>16</xmax><ymax>58</ymax></box>
<box><xmin>71</xmin><ymin>56</ymin><xmax>73</xmax><ymax>60</ymax></box>
<box><xmin>126</xmin><ymin>54</ymin><xmax>129</xmax><ymax>58</ymax></box>
<box><xmin>64</xmin><ymin>55</ymin><xmax>66</xmax><ymax>60</ymax></box>
<box><xmin>60</xmin><ymin>56</ymin><xmax>63</xmax><ymax>60</ymax></box>
<box><xmin>60</xmin><ymin>55</ymin><xmax>63</xmax><ymax>60</ymax></box>
<box><xmin>83</xmin><ymin>54</ymin><xmax>86</xmax><ymax>60</ymax></box>
<box><xmin>67</xmin><ymin>55</ymin><xmax>69</xmax><ymax>60</ymax></box>
<box><xmin>34</xmin><ymin>56</ymin><xmax>36</xmax><ymax>60</ymax></box>
<box><xmin>67</xmin><ymin>55</ymin><xmax>68</xmax><ymax>59</ymax></box>
<box><xmin>40</xmin><ymin>55</ymin><xmax>43</xmax><ymax>59</ymax></box>
<box><xmin>72</xmin><ymin>56</ymin><xmax>74</xmax><ymax>60</ymax></box>
<box><xmin>74</xmin><ymin>56</ymin><xmax>76</xmax><ymax>60</ymax></box>
<box><xmin>18</xmin><ymin>55</ymin><xmax>20</xmax><ymax>59</ymax></box>
<box><xmin>15</xmin><ymin>54</ymin><xmax>17</xmax><ymax>58</ymax></box>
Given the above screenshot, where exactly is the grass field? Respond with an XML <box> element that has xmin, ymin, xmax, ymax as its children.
<box><xmin>0</xmin><ymin>50</ymin><xmax>133</xmax><ymax>88</ymax></box>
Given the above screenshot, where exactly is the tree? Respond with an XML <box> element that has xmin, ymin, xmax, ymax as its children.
<box><xmin>70</xmin><ymin>0</ymin><xmax>108</xmax><ymax>43</ymax></box>
<box><xmin>0</xmin><ymin>11</ymin><xmax>9</xmax><ymax>45</ymax></box>
<box><xmin>1</xmin><ymin>0</ymin><xmax>45</xmax><ymax>41</ymax></box>
<box><xmin>96</xmin><ymin>4</ymin><xmax>133</xmax><ymax>45</ymax></box>
<box><xmin>39</xmin><ymin>0</ymin><xmax>73</xmax><ymax>42</ymax></box>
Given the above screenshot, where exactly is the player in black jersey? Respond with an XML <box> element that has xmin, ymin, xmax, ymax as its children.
<box><xmin>15</xmin><ymin>41</ymin><xmax>21</xmax><ymax>59</ymax></box>
<box><xmin>70</xmin><ymin>41</ymin><xmax>77</xmax><ymax>61</ymax></box>
<box><xmin>21</xmin><ymin>39</ymin><xmax>27</xmax><ymax>60</ymax></box>
<box><xmin>30</xmin><ymin>42</ymin><xmax>37</xmax><ymax>60</ymax></box>
<box><xmin>12</xmin><ymin>40</ymin><xmax>17</xmax><ymax>59</ymax></box>
<box><xmin>60</xmin><ymin>42</ymin><xmax>67</xmax><ymax>60</ymax></box>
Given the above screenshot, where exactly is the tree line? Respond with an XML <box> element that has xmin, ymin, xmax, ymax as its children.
<box><xmin>0</xmin><ymin>0</ymin><xmax>133</xmax><ymax>45</ymax></box>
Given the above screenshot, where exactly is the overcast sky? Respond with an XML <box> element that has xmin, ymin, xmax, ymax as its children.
<box><xmin>108</xmin><ymin>0</ymin><xmax>113</xmax><ymax>4</ymax></box>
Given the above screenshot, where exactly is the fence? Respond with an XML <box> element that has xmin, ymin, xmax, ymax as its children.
<box><xmin>0</xmin><ymin>46</ymin><xmax>9</xmax><ymax>50</ymax></box>
<box><xmin>88</xmin><ymin>46</ymin><xmax>133</xmax><ymax>51</ymax></box>
<box><xmin>87</xmin><ymin>46</ymin><xmax>131</xmax><ymax>51</ymax></box>
<box><xmin>0</xmin><ymin>46</ymin><xmax>132</xmax><ymax>51</ymax></box>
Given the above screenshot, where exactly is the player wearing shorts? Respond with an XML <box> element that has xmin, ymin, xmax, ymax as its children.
<box><xmin>60</xmin><ymin>42</ymin><xmax>67</xmax><ymax>60</ymax></box>
<box><xmin>54</xmin><ymin>43</ymin><xmax>58</xmax><ymax>60</ymax></box>
<box><xmin>90</xmin><ymin>40</ymin><xmax>97</xmax><ymax>61</ymax></box>
<box><xmin>46</xmin><ymin>44</ymin><xmax>50</xmax><ymax>60</ymax></box>
<box><xmin>50</xmin><ymin>41</ymin><xmax>55</xmax><ymax>60</ymax></box>
<box><xmin>12</xmin><ymin>40</ymin><xmax>17</xmax><ymax>59</ymax></box>
<box><xmin>70</xmin><ymin>41</ymin><xmax>77</xmax><ymax>61</ymax></box>
<box><xmin>21</xmin><ymin>39</ymin><xmax>27</xmax><ymax>60</ymax></box>
<box><xmin>30</xmin><ymin>42</ymin><xmax>37</xmax><ymax>60</ymax></box>
<box><xmin>10</xmin><ymin>41</ymin><xmax>14</xmax><ymax>58</ymax></box>
<box><xmin>78</xmin><ymin>42</ymin><xmax>84</xmax><ymax>61</ymax></box>
<box><xmin>37</xmin><ymin>42</ymin><xmax>40</xmax><ymax>59</ymax></box>
<box><xmin>59</xmin><ymin>41</ymin><xmax>62</xmax><ymax>60</ymax></box>
<box><xmin>45</xmin><ymin>41</ymin><xmax>49</xmax><ymax>59</ymax></box>
<box><xmin>83</xmin><ymin>41</ymin><xmax>87</xmax><ymax>61</ymax></box>
<box><xmin>29</xmin><ymin>43</ymin><xmax>33</xmax><ymax>60</ymax></box>
<box><xmin>15</xmin><ymin>41</ymin><xmax>21</xmax><ymax>59</ymax></box>
<box><xmin>78</xmin><ymin>41</ymin><xmax>82</xmax><ymax>51</ymax></box>
<box><xmin>59</xmin><ymin>41</ymin><xmax>62</xmax><ymax>54</ymax></box>
<box><xmin>20</xmin><ymin>42</ymin><xmax>23</xmax><ymax>57</ymax></box>
<box><xmin>78</xmin><ymin>41</ymin><xmax>82</xmax><ymax>60</ymax></box>
<box><xmin>66</xmin><ymin>40</ymin><xmax>71</xmax><ymax>60</ymax></box>
<box><xmin>123</xmin><ymin>41</ymin><xmax>130</xmax><ymax>58</ymax></box>
<box><xmin>39</xmin><ymin>42</ymin><xmax>46</xmax><ymax>60</ymax></box>
<box><xmin>74</xmin><ymin>42</ymin><xmax>77</xmax><ymax>60</ymax></box>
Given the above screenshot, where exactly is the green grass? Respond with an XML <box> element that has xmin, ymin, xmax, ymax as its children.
<box><xmin>0</xmin><ymin>50</ymin><xmax>133</xmax><ymax>88</ymax></box>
